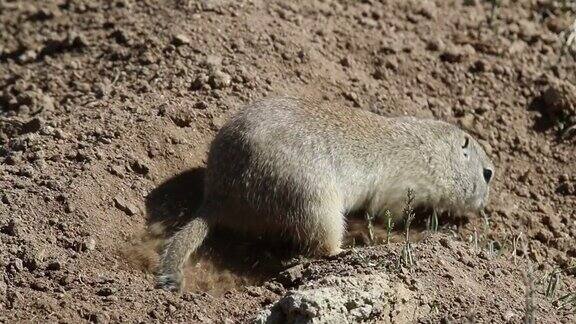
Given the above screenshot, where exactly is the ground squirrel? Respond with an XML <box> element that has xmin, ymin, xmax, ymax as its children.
<box><xmin>157</xmin><ymin>96</ymin><xmax>495</xmax><ymax>291</ymax></box>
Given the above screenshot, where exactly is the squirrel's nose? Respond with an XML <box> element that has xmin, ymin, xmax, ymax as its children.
<box><xmin>483</xmin><ymin>168</ymin><xmax>493</xmax><ymax>183</ymax></box>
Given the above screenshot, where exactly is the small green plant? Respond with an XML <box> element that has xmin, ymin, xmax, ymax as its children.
<box><xmin>487</xmin><ymin>0</ymin><xmax>501</xmax><ymax>28</ymax></box>
<box><xmin>539</xmin><ymin>265</ymin><xmax>576</xmax><ymax>300</ymax></box>
<box><xmin>400</xmin><ymin>189</ymin><xmax>416</xmax><ymax>268</ymax></box>
<box><xmin>554</xmin><ymin>292</ymin><xmax>576</xmax><ymax>314</ymax></box>
<box><xmin>429</xmin><ymin>301</ymin><xmax>440</xmax><ymax>315</ymax></box>
<box><xmin>545</xmin><ymin>269</ymin><xmax>561</xmax><ymax>298</ymax></box>
<box><xmin>426</xmin><ymin>210</ymin><xmax>438</xmax><ymax>233</ymax></box>
<box><xmin>384</xmin><ymin>210</ymin><xmax>394</xmax><ymax>244</ymax></box>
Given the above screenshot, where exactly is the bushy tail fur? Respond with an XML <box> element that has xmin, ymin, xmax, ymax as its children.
<box><xmin>156</xmin><ymin>216</ymin><xmax>209</xmax><ymax>292</ymax></box>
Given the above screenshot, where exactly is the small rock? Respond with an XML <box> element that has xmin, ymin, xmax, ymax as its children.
<box><xmin>18</xmin><ymin>50</ymin><xmax>37</xmax><ymax>63</ymax></box>
<box><xmin>114</xmin><ymin>195</ymin><xmax>140</xmax><ymax>216</ymax></box>
<box><xmin>277</xmin><ymin>264</ymin><xmax>305</xmax><ymax>287</ymax></box>
<box><xmin>440</xmin><ymin>45</ymin><xmax>467</xmax><ymax>63</ymax></box>
<box><xmin>508</xmin><ymin>40</ymin><xmax>527</xmax><ymax>55</ymax></box>
<box><xmin>204</xmin><ymin>55</ymin><xmax>222</xmax><ymax>69</ymax></box>
<box><xmin>194</xmin><ymin>101</ymin><xmax>208</xmax><ymax>109</ymax></box>
<box><xmin>1</xmin><ymin>219</ymin><xmax>20</xmax><ymax>236</ymax></box>
<box><xmin>518</xmin><ymin>19</ymin><xmax>538</xmax><ymax>42</ymax></box>
<box><xmin>81</xmin><ymin>237</ymin><xmax>97</xmax><ymax>251</ymax></box>
<box><xmin>426</xmin><ymin>38</ymin><xmax>445</xmax><ymax>52</ymax></box>
<box><xmin>210</xmin><ymin>115</ymin><xmax>226</xmax><ymax>130</ymax></box>
<box><xmin>54</xmin><ymin>128</ymin><xmax>69</xmax><ymax>139</ymax></box>
<box><xmin>547</xmin><ymin>16</ymin><xmax>571</xmax><ymax>33</ymax></box>
<box><xmin>191</xmin><ymin>73</ymin><xmax>209</xmax><ymax>91</ymax></box>
<box><xmin>172</xmin><ymin>34</ymin><xmax>190</xmax><ymax>46</ymax></box>
<box><xmin>543</xmin><ymin>213</ymin><xmax>562</xmax><ymax>233</ymax></box>
<box><xmin>199</xmin><ymin>0</ymin><xmax>218</xmax><ymax>11</ymax></box>
<box><xmin>439</xmin><ymin>237</ymin><xmax>455</xmax><ymax>249</ymax></box>
<box><xmin>129</xmin><ymin>159</ymin><xmax>149</xmax><ymax>175</ymax></box>
<box><xmin>417</xmin><ymin>0</ymin><xmax>436</xmax><ymax>20</ymax></box>
<box><xmin>502</xmin><ymin>310</ymin><xmax>517</xmax><ymax>321</ymax></box>
<box><xmin>541</xmin><ymin>79</ymin><xmax>576</xmax><ymax>120</ymax></box>
<box><xmin>105</xmin><ymin>296</ymin><xmax>119</xmax><ymax>303</ymax></box>
<box><xmin>30</xmin><ymin>280</ymin><xmax>49</xmax><ymax>292</ymax></box>
<box><xmin>459</xmin><ymin>114</ymin><xmax>475</xmax><ymax>131</ymax></box>
<box><xmin>46</xmin><ymin>260</ymin><xmax>62</xmax><ymax>271</ymax></box>
<box><xmin>209</xmin><ymin>70</ymin><xmax>232</xmax><ymax>89</ymax></box>
<box><xmin>167</xmin><ymin>304</ymin><xmax>177</xmax><ymax>313</ymax></box>
<box><xmin>536</xmin><ymin>202</ymin><xmax>553</xmax><ymax>215</ymax></box>
<box><xmin>108</xmin><ymin>165</ymin><xmax>125</xmax><ymax>178</ymax></box>
<box><xmin>97</xmin><ymin>287</ymin><xmax>115</xmax><ymax>297</ymax></box>
<box><xmin>9</xmin><ymin>259</ymin><xmax>25</xmax><ymax>273</ymax></box>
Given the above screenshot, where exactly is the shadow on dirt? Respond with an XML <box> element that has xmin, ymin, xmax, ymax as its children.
<box><xmin>528</xmin><ymin>95</ymin><xmax>557</xmax><ymax>133</ymax></box>
<box><xmin>143</xmin><ymin>167</ymin><xmax>294</xmax><ymax>293</ymax></box>
<box><xmin>145</xmin><ymin>167</ymin><xmax>206</xmax><ymax>235</ymax></box>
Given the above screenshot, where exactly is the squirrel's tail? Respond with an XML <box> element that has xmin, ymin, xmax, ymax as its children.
<box><xmin>156</xmin><ymin>214</ymin><xmax>209</xmax><ymax>292</ymax></box>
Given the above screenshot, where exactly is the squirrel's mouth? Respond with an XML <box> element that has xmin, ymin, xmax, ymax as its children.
<box><xmin>472</xmin><ymin>191</ymin><xmax>489</xmax><ymax>211</ymax></box>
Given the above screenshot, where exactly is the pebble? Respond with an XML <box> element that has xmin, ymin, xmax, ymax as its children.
<box><xmin>82</xmin><ymin>237</ymin><xmax>97</xmax><ymax>251</ymax></box>
<box><xmin>191</xmin><ymin>73</ymin><xmax>209</xmax><ymax>91</ymax></box>
<box><xmin>542</xmin><ymin>79</ymin><xmax>576</xmax><ymax>119</ymax></box>
<box><xmin>9</xmin><ymin>259</ymin><xmax>25</xmax><ymax>273</ymax></box>
<box><xmin>440</xmin><ymin>45</ymin><xmax>466</xmax><ymax>63</ymax></box>
<box><xmin>172</xmin><ymin>34</ymin><xmax>191</xmax><ymax>46</ymax></box>
<box><xmin>129</xmin><ymin>159</ymin><xmax>149</xmax><ymax>175</ymax></box>
<box><xmin>426</xmin><ymin>38</ymin><xmax>445</xmax><ymax>52</ymax></box>
<box><xmin>209</xmin><ymin>70</ymin><xmax>232</xmax><ymax>89</ymax></box>
<box><xmin>113</xmin><ymin>195</ymin><xmax>140</xmax><ymax>216</ymax></box>
<box><xmin>46</xmin><ymin>260</ymin><xmax>62</xmax><ymax>271</ymax></box>
<box><xmin>204</xmin><ymin>55</ymin><xmax>222</xmax><ymax>69</ymax></box>
<box><xmin>97</xmin><ymin>287</ymin><xmax>116</xmax><ymax>297</ymax></box>
<box><xmin>109</xmin><ymin>165</ymin><xmax>125</xmax><ymax>178</ymax></box>
<box><xmin>416</xmin><ymin>0</ymin><xmax>436</xmax><ymax>20</ymax></box>
<box><xmin>277</xmin><ymin>264</ymin><xmax>304</xmax><ymax>287</ymax></box>
<box><xmin>30</xmin><ymin>280</ymin><xmax>49</xmax><ymax>292</ymax></box>
<box><xmin>1</xmin><ymin>219</ymin><xmax>20</xmax><ymax>236</ymax></box>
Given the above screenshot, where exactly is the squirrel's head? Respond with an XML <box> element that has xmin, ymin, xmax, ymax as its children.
<box><xmin>438</xmin><ymin>124</ymin><xmax>495</xmax><ymax>214</ymax></box>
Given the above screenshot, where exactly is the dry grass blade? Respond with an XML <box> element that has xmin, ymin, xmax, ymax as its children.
<box><xmin>557</xmin><ymin>18</ymin><xmax>576</xmax><ymax>64</ymax></box>
<box><xmin>400</xmin><ymin>189</ymin><xmax>416</xmax><ymax>268</ymax></box>
<box><xmin>364</xmin><ymin>212</ymin><xmax>375</xmax><ymax>245</ymax></box>
<box><xmin>384</xmin><ymin>210</ymin><xmax>394</xmax><ymax>244</ymax></box>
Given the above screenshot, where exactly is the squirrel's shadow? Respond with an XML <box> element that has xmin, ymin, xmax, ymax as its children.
<box><xmin>145</xmin><ymin>167</ymin><xmax>293</xmax><ymax>291</ymax></box>
<box><xmin>145</xmin><ymin>167</ymin><xmax>206</xmax><ymax>234</ymax></box>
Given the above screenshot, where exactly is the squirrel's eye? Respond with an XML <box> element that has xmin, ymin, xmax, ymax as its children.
<box><xmin>462</xmin><ymin>137</ymin><xmax>469</xmax><ymax>149</ymax></box>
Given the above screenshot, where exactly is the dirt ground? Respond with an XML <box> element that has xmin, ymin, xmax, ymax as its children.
<box><xmin>1</xmin><ymin>0</ymin><xmax>575</xmax><ymax>322</ymax></box>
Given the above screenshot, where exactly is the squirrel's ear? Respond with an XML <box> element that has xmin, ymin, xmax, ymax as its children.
<box><xmin>462</xmin><ymin>136</ymin><xmax>469</xmax><ymax>149</ymax></box>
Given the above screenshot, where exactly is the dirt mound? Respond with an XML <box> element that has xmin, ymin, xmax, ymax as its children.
<box><xmin>1</xmin><ymin>0</ymin><xmax>575</xmax><ymax>322</ymax></box>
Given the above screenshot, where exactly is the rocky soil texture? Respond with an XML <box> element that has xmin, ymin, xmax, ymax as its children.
<box><xmin>1</xmin><ymin>0</ymin><xmax>575</xmax><ymax>322</ymax></box>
